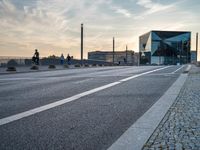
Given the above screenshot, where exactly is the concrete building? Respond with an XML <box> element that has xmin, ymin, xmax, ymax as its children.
<box><xmin>88</xmin><ymin>50</ymin><xmax>136</xmax><ymax>65</ymax></box>
<box><xmin>139</xmin><ymin>30</ymin><xmax>191</xmax><ymax>65</ymax></box>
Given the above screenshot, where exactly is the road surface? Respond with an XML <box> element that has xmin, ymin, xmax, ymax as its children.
<box><xmin>0</xmin><ymin>65</ymin><xmax>186</xmax><ymax>150</ymax></box>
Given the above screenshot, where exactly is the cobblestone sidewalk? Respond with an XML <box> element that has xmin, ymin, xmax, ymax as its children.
<box><xmin>143</xmin><ymin>66</ymin><xmax>200</xmax><ymax>150</ymax></box>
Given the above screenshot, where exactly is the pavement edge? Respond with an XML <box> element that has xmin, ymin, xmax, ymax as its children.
<box><xmin>108</xmin><ymin>73</ymin><xmax>188</xmax><ymax>150</ymax></box>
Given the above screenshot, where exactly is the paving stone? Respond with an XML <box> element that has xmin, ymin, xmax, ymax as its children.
<box><xmin>142</xmin><ymin>66</ymin><xmax>200</xmax><ymax>150</ymax></box>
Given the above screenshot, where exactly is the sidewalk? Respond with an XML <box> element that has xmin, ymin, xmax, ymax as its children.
<box><xmin>143</xmin><ymin>65</ymin><xmax>200</xmax><ymax>150</ymax></box>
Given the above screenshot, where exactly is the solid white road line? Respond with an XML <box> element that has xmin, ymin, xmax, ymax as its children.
<box><xmin>120</xmin><ymin>66</ymin><xmax>170</xmax><ymax>82</ymax></box>
<box><xmin>74</xmin><ymin>78</ymin><xmax>94</xmax><ymax>84</ymax></box>
<box><xmin>171</xmin><ymin>65</ymin><xmax>185</xmax><ymax>74</ymax></box>
<box><xmin>0</xmin><ymin>66</ymin><xmax>171</xmax><ymax>126</ymax></box>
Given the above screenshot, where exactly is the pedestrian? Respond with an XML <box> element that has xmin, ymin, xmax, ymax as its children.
<box><xmin>33</xmin><ymin>49</ymin><xmax>39</xmax><ymax>65</ymax></box>
<box><xmin>124</xmin><ymin>58</ymin><xmax>126</xmax><ymax>63</ymax></box>
<box><xmin>60</xmin><ymin>54</ymin><xmax>64</xmax><ymax>65</ymax></box>
<box><xmin>67</xmin><ymin>54</ymin><xmax>71</xmax><ymax>65</ymax></box>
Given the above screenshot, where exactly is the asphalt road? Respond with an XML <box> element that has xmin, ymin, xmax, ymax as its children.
<box><xmin>0</xmin><ymin>65</ymin><xmax>186</xmax><ymax>150</ymax></box>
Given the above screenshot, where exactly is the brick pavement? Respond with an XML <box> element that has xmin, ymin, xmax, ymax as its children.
<box><xmin>143</xmin><ymin>65</ymin><xmax>200</xmax><ymax>150</ymax></box>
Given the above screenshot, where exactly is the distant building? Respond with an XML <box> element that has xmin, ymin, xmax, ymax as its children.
<box><xmin>139</xmin><ymin>30</ymin><xmax>191</xmax><ymax>65</ymax></box>
<box><xmin>88</xmin><ymin>50</ymin><xmax>136</xmax><ymax>65</ymax></box>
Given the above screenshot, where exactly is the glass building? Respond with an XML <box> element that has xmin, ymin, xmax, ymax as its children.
<box><xmin>139</xmin><ymin>31</ymin><xmax>191</xmax><ymax>65</ymax></box>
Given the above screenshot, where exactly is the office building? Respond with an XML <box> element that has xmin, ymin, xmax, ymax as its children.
<box><xmin>88</xmin><ymin>50</ymin><xmax>135</xmax><ymax>65</ymax></box>
<box><xmin>139</xmin><ymin>31</ymin><xmax>191</xmax><ymax>65</ymax></box>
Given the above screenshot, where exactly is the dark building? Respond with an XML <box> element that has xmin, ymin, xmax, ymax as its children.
<box><xmin>139</xmin><ymin>31</ymin><xmax>191</xmax><ymax>65</ymax></box>
<box><xmin>88</xmin><ymin>50</ymin><xmax>136</xmax><ymax>65</ymax></box>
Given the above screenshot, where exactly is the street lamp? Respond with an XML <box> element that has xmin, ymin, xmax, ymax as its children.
<box><xmin>113</xmin><ymin>37</ymin><xmax>115</xmax><ymax>65</ymax></box>
<box><xmin>196</xmin><ymin>33</ymin><xmax>199</xmax><ymax>62</ymax></box>
<box><xmin>126</xmin><ymin>45</ymin><xmax>128</xmax><ymax>65</ymax></box>
<box><xmin>81</xmin><ymin>23</ymin><xmax>83</xmax><ymax>66</ymax></box>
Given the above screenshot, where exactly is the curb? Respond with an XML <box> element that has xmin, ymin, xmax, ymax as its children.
<box><xmin>0</xmin><ymin>66</ymin><xmax>86</xmax><ymax>75</ymax></box>
<box><xmin>108</xmin><ymin>73</ymin><xmax>188</xmax><ymax>150</ymax></box>
<box><xmin>0</xmin><ymin>68</ymin><xmax>67</xmax><ymax>75</ymax></box>
<box><xmin>0</xmin><ymin>65</ymin><xmax>111</xmax><ymax>75</ymax></box>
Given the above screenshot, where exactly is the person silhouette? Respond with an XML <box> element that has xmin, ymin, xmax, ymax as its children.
<box><xmin>60</xmin><ymin>54</ymin><xmax>64</xmax><ymax>65</ymax></box>
<box><xmin>67</xmin><ymin>54</ymin><xmax>71</xmax><ymax>65</ymax></box>
<box><xmin>34</xmin><ymin>49</ymin><xmax>39</xmax><ymax>65</ymax></box>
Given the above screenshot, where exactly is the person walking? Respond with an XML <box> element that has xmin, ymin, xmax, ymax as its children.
<box><xmin>60</xmin><ymin>54</ymin><xmax>64</xmax><ymax>65</ymax></box>
<box><xmin>67</xmin><ymin>54</ymin><xmax>71</xmax><ymax>65</ymax></box>
<box><xmin>34</xmin><ymin>49</ymin><xmax>39</xmax><ymax>65</ymax></box>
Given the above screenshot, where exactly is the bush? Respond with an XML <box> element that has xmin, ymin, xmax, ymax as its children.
<box><xmin>30</xmin><ymin>65</ymin><xmax>39</xmax><ymax>70</ymax></box>
<box><xmin>92</xmin><ymin>64</ymin><xmax>97</xmax><ymax>67</ymax></box>
<box><xmin>98</xmin><ymin>64</ymin><xmax>103</xmax><ymax>67</ymax></box>
<box><xmin>6</xmin><ymin>66</ymin><xmax>16</xmax><ymax>71</ymax></box>
<box><xmin>48</xmin><ymin>65</ymin><xmax>56</xmax><ymax>69</ymax></box>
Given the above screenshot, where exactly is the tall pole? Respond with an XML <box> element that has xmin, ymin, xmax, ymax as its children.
<box><xmin>126</xmin><ymin>45</ymin><xmax>128</xmax><ymax>65</ymax></box>
<box><xmin>113</xmin><ymin>37</ymin><xmax>115</xmax><ymax>65</ymax></box>
<box><xmin>196</xmin><ymin>33</ymin><xmax>198</xmax><ymax>62</ymax></box>
<box><xmin>177</xmin><ymin>42</ymin><xmax>181</xmax><ymax>65</ymax></box>
<box><xmin>81</xmin><ymin>23</ymin><xmax>83</xmax><ymax>66</ymax></box>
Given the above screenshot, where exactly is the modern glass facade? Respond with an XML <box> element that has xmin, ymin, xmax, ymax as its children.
<box><xmin>139</xmin><ymin>31</ymin><xmax>191</xmax><ymax>65</ymax></box>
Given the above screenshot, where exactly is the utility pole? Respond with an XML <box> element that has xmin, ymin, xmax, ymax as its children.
<box><xmin>113</xmin><ymin>37</ymin><xmax>115</xmax><ymax>65</ymax></box>
<box><xmin>81</xmin><ymin>23</ymin><xmax>83</xmax><ymax>66</ymax></box>
<box><xmin>196</xmin><ymin>32</ymin><xmax>198</xmax><ymax>62</ymax></box>
<box><xmin>126</xmin><ymin>45</ymin><xmax>128</xmax><ymax>65</ymax></box>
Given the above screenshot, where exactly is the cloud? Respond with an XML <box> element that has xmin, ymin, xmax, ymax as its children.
<box><xmin>116</xmin><ymin>8</ymin><xmax>132</xmax><ymax>18</ymax></box>
<box><xmin>136</xmin><ymin>0</ymin><xmax>175</xmax><ymax>15</ymax></box>
<box><xmin>0</xmin><ymin>0</ymin><xmax>117</xmax><ymax>58</ymax></box>
<box><xmin>0</xmin><ymin>0</ymin><xmax>199</xmax><ymax>58</ymax></box>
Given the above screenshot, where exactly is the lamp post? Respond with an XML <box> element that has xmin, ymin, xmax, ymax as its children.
<box><xmin>81</xmin><ymin>23</ymin><xmax>83</xmax><ymax>66</ymax></box>
<box><xmin>196</xmin><ymin>33</ymin><xmax>199</xmax><ymax>62</ymax></box>
<box><xmin>113</xmin><ymin>37</ymin><xmax>115</xmax><ymax>65</ymax></box>
<box><xmin>126</xmin><ymin>45</ymin><xmax>128</xmax><ymax>65</ymax></box>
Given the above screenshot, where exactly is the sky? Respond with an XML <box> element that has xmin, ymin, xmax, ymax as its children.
<box><xmin>0</xmin><ymin>0</ymin><xmax>200</xmax><ymax>59</ymax></box>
